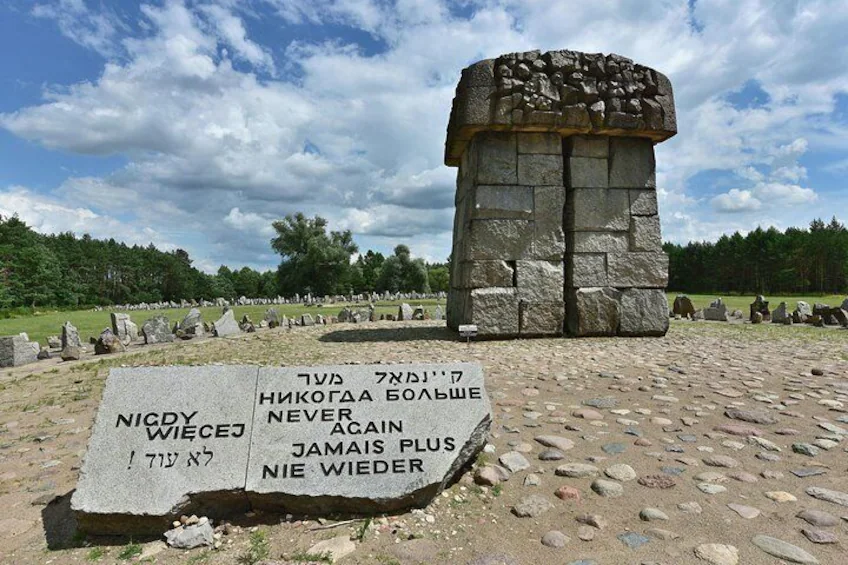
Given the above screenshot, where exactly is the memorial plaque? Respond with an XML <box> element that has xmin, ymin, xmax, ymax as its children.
<box><xmin>71</xmin><ymin>366</ymin><xmax>258</xmax><ymax>534</ymax></box>
<box><xmin>72</xmin><ymin>363</ymin><xmax>491</xmax><ymax>534</ymax></box>
<box><xmin>246</xmin><ymin>363</ymin><xmax>490</xmax><ymax>513</ymax></box>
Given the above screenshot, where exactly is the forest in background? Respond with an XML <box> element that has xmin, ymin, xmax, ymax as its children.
<box><xmin>1</xmin><ymin>213</ymin><xmax>846</xmax><ymax>312</ymax></box>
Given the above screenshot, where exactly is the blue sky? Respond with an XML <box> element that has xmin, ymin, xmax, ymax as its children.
<box><xmin>1</xmin><ymin>0</ymin><xmax>847</xmax><ymax>272</ymax></box>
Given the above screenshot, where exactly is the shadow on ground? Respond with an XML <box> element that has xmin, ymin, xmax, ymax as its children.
<box><xmin>319</xmin><ymin>325</ymin><xmax>457</xmax><ymax>343</ymax></box>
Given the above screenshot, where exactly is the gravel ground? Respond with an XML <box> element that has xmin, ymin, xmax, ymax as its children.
<box><xmin>0</xmin><ymin>319</ymin><xmax>846</xmax><ymax>565</ymax></box>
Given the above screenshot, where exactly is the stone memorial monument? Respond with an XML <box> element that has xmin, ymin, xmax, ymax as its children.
<box><xmin>72</xmin><ymin>363</ymin><xmax>490</xmax><ymax>534</ymax></box>
<box><xmin>445</xmin><ymin>49</ymin><xmax>676</xmax><ymax>338</ymax></box>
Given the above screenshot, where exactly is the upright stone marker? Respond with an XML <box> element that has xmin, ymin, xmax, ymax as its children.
<box><xmin>246</xmin><ymin>363</ymin><xmax>490</xmax><ymax>513</ymax></box>
<box><xmin>72</xmin><ymin>366</ymin><xmax>257</xmax><ymax>534</ymax></box>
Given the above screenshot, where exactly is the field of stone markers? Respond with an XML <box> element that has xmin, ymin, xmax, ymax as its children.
<box><xmin>1</xmin><ymin>317</ymin><xmax>847</xmax><ymax>565</ymax></box>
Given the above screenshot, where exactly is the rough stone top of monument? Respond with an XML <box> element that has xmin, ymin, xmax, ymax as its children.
<box><xmin>445</xmin><ymin>49</ymin><xmax>677</xmax><ymax>165</ymax></box>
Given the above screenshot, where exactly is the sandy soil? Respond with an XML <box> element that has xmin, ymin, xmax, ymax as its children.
<box><xmin>1</xmin><ymin>320</ymin><xmax>846</xmax><ymax>565</ymax></box>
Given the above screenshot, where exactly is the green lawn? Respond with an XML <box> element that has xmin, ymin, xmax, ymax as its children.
<box><xmin>1</xmin><ymin>292</ymin><xmax>845</xmax><ymax>347</ymax></box>
<box><xmin>0</xmin><ymin>299</ymin><xmax>445</xmax><ymax>346</ymax></box>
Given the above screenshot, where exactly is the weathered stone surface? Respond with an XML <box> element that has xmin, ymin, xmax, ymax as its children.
<box><xmin>571</xmin><ymin>231</ymin><xmax>629</xmax><ymax>253</ymax></box>
<box><xmin>517</xmin><ymin>132</ymin><xmax>561</xmax><ymax>154</ymax></box>
<box><xmin>60</xmin><ymin>345</ymin><xmax>81</xmax><ymax>361</ymax></box>
<box><xmin>72</xmin><ymin>366</ymin><xmax>258</xmax><ymax>534</ymax></box>
<box><xmin>607</xmin><ymin>252</ymin><xmax>668</xmax><ymax>287</ymax></box>
<box><xmin>568</xmin><ymin>253</ymin><xmax>607</xmax><ymax>287</ymax></box>
<box><xmin>164</xmin><ymin>521</ymin><xmax>214</xmax><ymax>549</ymax></box>
<box><xmin>519</xmin><ymin>301</ymin><xmax>564</xmax><ymax>336</ymax></box>
<box><xmin>630</xmin><ymin>189</ymin><xmax>658</xmax><ymax>216</ymax></box>
<box><xmin>532</xmin><ymin>185</ymin><xmax>566</xmax><ymax>259</ymax></box>
<box><xmin>608</xmin><ymin>137</ymin><xmax>656</xmax><ymax>188</ymax></box>
<box><xmin>264</xmin><ymin>308</ymin><xmax>280</xmax><ymax>328</ymax></box>
<box><xmin>247</xmin><ymin>363</ymin><xmax>490</xmax><ymax>514</ymax></box>
<box><xmin>569</xmin><ymin>188</ymin><xmax>629</xmax><ymax>231</ymax></box>
<box><xmin>694</xmin><ymin>543</ymin><xmax>739</xmax><ymax>565</ymax></box>
<box><xmin>805</xmin><ymin>486</ymin><xmax>848</xmax><ymax>506</ymax></box>
<box><xmin>460</xmin><ymin>260</ymin><xmax>515</xmax><ymax>288</ymax></box>
<box><xmin>516</xmin><ymin>260</ymin><xmax>563</xmax><ymax>302</ymax></box>
<box><xmin>475</xmin><ymin>132</ymin><xmax>517</xmax><ymax>184</ymax></box>
<box><xmin>467</xmin><ymin>219</ymin><xmax>534</xmax><ymax>260</ymax></box>
<box><xmin>468</xmin><ymin>287</ymin><xmax>520</xmax><ymax>336</ymax></box>
<box><xmin>518</xmin><ymin>153</ymin><xmax>563</xmax><ymax>186</ymax></box>
<box><xmin>568</xmin><ymin>135</ymin><xmax>609</xmax><ymax>158</ymax></box>
<box><xmin>568</xmin><ymin>157</ymin><xmax>609</xmax><ymax>188</ymax></box>
<box><xmin>472</xmin><ymin>185</ymin><xmax>534</xmax><ymax>219</ymax></box>
<box><xmin>618</xmin><ymin>288</ymin><xmax>669</xmax><ymax>336</ymax></box>
<box><xmin>177</xmin><ymin>308</ymin><xmax>204</xmax><ymax>339</ymax></box>
<box><xmin>724</xmin><ymin>408</ymin><xmax>778</xmax><ymax>425</ymax></box>
<box><xmin>300</xmin><ymin>313</ymin><xmax>315</xmax><ymax>326</ymax></box>
<box><xmin>629</xmin><ymin>215</ymin><xmax>662</xmax><ymax>251</ymax></box>
<box><xmin>512</xmin><ymin>494</ymin><xmax>554</xmax><ymax>517</ymax></box>
<box><xmin>61</xmin><ymin>321</ymin><xmax>81</xmax><ymax>349</ymax></box>
<box><xmin>704</xmin><ymin>298</ymin><xmax>729</xmax><ymax>321</ymax></box>
<box><xmin>94</xmin><ymin>328</ymin><xmax>125</xmax><ymax>355</ymax></box>
<box><xmin>142</xmin><ymin>316</ymin><xmax>174</xmax><ymax>344</ymax></box>
<box><xmin>213</xmin><ymin>309</ymin><xmax>241</xmax><ymax>337</ymax></box>
<box><xmin>567</xmin><ymin>287</ymin><xmax>620</xmax><ymax>337</ymax></box>
<box><xmin>0</xmin><ymin>334</ymin><xmax>39</xmax><ymax>368</ymax></box>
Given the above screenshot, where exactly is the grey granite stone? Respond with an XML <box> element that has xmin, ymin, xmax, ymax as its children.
<box><xmin>517</xmin><ymin>132</ymin><xmax>561</xmax><ymax>154</ymax></box>
<box><xmin>475</xmin><ymin>132</ymin><xmax>517</xmax><ymax>185</ymax></box>
<box><xmin>0</xmin><ymin>334</ymin><xmax>38</xmax><ymax>368</ymax></box>
<box><xmin>519</xmin><ymin>301</ymin><xmax>565</xmax><ymax>336</ymax></box>
<box><xmin>618</xmin><ymin>288</ymin><xmax>669</xmax><ymax>336</ymax></box>
<box><xmin>533</xmin><ymin>186</ymin><xmax>566</xmax><ymax>260</ymax></box>
<box><xmin>568</xmin><ymin>157</ymin><xmax>608</xmax><ymax>188</ymax></box>
<box><xmin>473</xmin><ymin>185</ymin><xmax>533</xmax><ymax>219</ymax></box>
<box><xmin>518</xmin><ymin>154</ymin><xmax>563</xmax><ymax>186</ymax></box>
<box><xmin>460</xmin><ymin>260</ymin><xmax>515</xmax><ymax>288</ymax></box>
<box><xmin>629</xmin><ymin>215</ymin><xmax>662</xmax><ymax>251</ymax></box>
<box><xmin>468</xmin><ymin>287</ymin><xmax>520</xmax><ymax>336</ymax></box>
<box><xmin>568</xmin><ymin>253</ymin><xmax>607</xmax><ymax>287</ymax></box>
<box><xmin>629</xmin><ymin>189</ymin><xmax>658</xmax><ymax>215</ymax></box>
<box><xmin>212</xmin><ymin>309</ymin><xmax>241</xmax><ymax>337</ymax></box>
<box><xmin>516</xmin><ymin>260</ymin><xmax>563</xmax><ymax>302</ymax></box>
<box><xmin>72</xmin><ymin>366</ymin><xmax>258</xmax><ymax>534</ymax></box>
<box><xmin>568</xmin><ymin>135</ymin><xmax>609</xmax><ymax>158</ymax></box>
<box><xmin>607</xmin><ymin>252</ymin><xmax>668</xmax><ymax>287</ymax></box>
<box><xmin>142</xmin><ymin>316</ymin><xmax>174</xmax><ymax>344</ymax></box>
<box><xmin>568</xmin><ymin>188</ymin><xmax>630</xmax><ymax>231</ymax></box>
<box><xmin>467</xmin><ymin>219</ymin><xmax>534</xmax><ymax>260</ymax></box>
<box><xmin>247</xmin><ymin>363</ymin><xmax>490</xmax><ymax>514</ymax></box>
<box><xmin>567</xmin><ymin>287</ymin><xmax>620</xmax><ymax>337</ymax></box>
<box><xmin>571</xmin><ymin>231</ymin><xmax>629</xmax><ymax>253</ymax></box>
<box><xmin>609</xmin><ymin>137</ymin><xmax>656</xmax><ymax>188</ymax></box>
<box><xmin>61</xmin><ymin>321</ymin><xmax>81</xmax><ymax>349</ymax></box>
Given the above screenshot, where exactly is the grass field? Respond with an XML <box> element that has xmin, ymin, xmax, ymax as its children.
<box><xmin>0</xmin><ymin>293</ymin><xmax>844</xmax><ymax>346</ymax></box>
<box><xmin>0</xmin><ymin>299</ymin><xmax>444</xmax><ymax>345</ymax></box>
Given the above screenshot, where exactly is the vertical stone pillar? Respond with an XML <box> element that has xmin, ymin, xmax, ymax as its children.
<box><xmin>564</xmin><ymin>136</ymin><xmax>669</xmax><ymax>336</ymax></box>
<box><xmin>447</xmin><ymin>131</ymin><xmax>566</xmax><ymax>337</ymax></box>
<box><xmin>445</xmin><ymin>49</ymin><xmax>676</xmax><ymax>339</ymax></box>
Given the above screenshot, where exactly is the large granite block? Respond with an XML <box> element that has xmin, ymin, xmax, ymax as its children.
<box><xmin>567</xmin><ymin>135</ymin><xmax>609</xmax><ymax>158</ymax></box>
<box><xmin>467</xmin><ymin>219</ymin><xmax>533</xmax><ymax>260</ymax></box>
<box><xmin>517</xmin><ymin>154</ymin><xmax>563</xmax><ymax>186</ymax></box>
<box><xmin>567</xmin><ymin>287</ymin><xmax>621</xmax><ymax>337</ymax></box>
<box><xmin>568</xmin><ymin>188</ymin><xmax>630</xmax><ymax>231</ymax></box>
<box><xmin>567</xmin><ymin>157</ymin><xmax>608</xmax><ymax>188</ymax></box>
<box><xmin>629</xmin><ymin>215</ymin><xmax>662</xmax><ymax>251</ymax></box>
<box><xmin>468</xmin><ymin>287</ymin><xmax>520</xmax><ymax>336</ymax></box>
<box><xmin>247</xmin><ymin>363</ymin><xmax>491</xmax><ymax>514</ymax></box>
<box><xmin>607</xmin><ymin>252</ymin><xmax>668</xmax><ymax>287</ymax></box>
<box><xmin>609</xmin><ymin>138</ymin><xmax>656</xmax><ymax>188</ymax></box>
<box><xmin>472</xmin><ymin>185</ymin><xmax>533</xmax><ymax>219</ymax></box>
<box><xmin>516</xmin><ymin>260</ymin><xmax>564</xmax><ymax>302</ymax></box>
<box><xmin>474</xmin><ymin>132</ymin><xmax>517</xmax><ymax>185</ymax></box>
<box><xmin>567</xmin><ymin>253</ymin><xmax>607</xmax><ymax>287</ymax></box>
<box><xmin>570</xmin><ymin>231</ymin><xmax>629</xmax><ymax>253</ymax></box>
<box><xmin>520</xmin><ymin>301</ymin><xmax>565</xmax><ymax>336</ymax></box>
<box><xmin>618</xmin><ymin>288</ymin><xmax>670</xmax><ymax>336</ymax></box>
<box><xmin>454</xmin><ymin>86</ymin><xmax>495</xmax><ymax>128</ymax></box>
<box><xmin>460</xmin><ymin>260</ymin><xmax>515</xmax><ymax>288</ymax></box>
<box><xmin>0</xmin><ymin>335</ymin><xmax>38</xmax><ymax>368</ymax></box>
<box><xmin>630</xmin><ymin>189</ymin><xmax>658</xmax><ymax>216</ymax></box>
<box><xmin>72</xmin><ymin>366</ymin><xmax>259</xmax><ymax>534</ymax></box>
<box><xmin>517</xmin><ymin>132</ymin><xmax>561</xmax><ymax>154</ymax></box>
<box><xmin>533</xmin><ymin>186</ymin><xmax>566</xmax><ymax>260</ymax></box>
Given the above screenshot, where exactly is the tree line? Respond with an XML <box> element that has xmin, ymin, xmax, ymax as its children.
<box><xmin>0</xmin><ymin>213</ymin><xmax>448</xmax><ymax>311</ymax></box>
<box><xmin>665</xmin><ymin>217</ymin><xmax>848</xmax><ymax>294</ymax></box>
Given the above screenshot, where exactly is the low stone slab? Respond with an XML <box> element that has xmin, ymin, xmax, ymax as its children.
<box><xmin>247</xmin><ymin>363</ymin><xmax>490</xmax><ymax>514</ymax></box>
<box><xmin>72</xmin><ymin>366</ymin><xmax>257</xmax><ymax>534</ymax></box>
<box><xmin>0</xmin><ymin>334</ymin><xmax>39</xmax><ymax>367</ymax></box>
<box><xmin>73</xmin><ymin>363</ymin><xmax>490</xmax><ymax>534</ymax></box>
